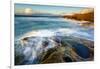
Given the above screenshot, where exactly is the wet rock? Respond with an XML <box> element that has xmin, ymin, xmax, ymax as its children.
<box><xmin>63</xmin><ymin>56</ymin><xmax>72</xmax><ymax>62</ymax></box>
<box><xmin>40</xmin><ymin>47</ymin><xmax>65</xmax><ymax>63</ymax></box>
<box><xmin>15</xmin><ymin>54</ymin><xmax>25</xmax><ymax>65</ymax></box>
<box><xmin>15</xmin><ymin>35</ymin><xmax>94</xmax><ymax>65</ymax></box>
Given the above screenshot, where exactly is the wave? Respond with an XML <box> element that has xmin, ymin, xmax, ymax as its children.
<box><xmin>18</xmin><ymin>28</ymin><xmax>75</xmax><ymax>40</ymax></box>
<box><xmin>16</xmin><ymin>28</ymin><xmax>93</xmax><ymax>41</ymax></box>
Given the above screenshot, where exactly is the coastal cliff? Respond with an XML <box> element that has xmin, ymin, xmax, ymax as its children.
<box><xmin>63</xmin><ymin>8</ymin><xmax>94</xmax><ymax>27</ymax></box>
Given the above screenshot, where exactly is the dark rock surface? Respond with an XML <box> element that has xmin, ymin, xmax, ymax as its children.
<box><xmin>15</xmin><ymin>36</ymin><xmax>94</xmax><ymax>65</ymax></box>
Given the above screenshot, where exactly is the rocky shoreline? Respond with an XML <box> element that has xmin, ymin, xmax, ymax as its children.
<box><xmin>63</xmin><ymin>8</ymin><xmax>94</xmax><ymax>28</ymax></box>
<box><xmin>15</xmin><ymin>35</ymin><xmax>94</xmax><ymax>65</ymax></box>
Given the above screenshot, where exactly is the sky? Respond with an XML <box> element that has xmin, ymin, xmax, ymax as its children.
<box><xmin>15</xmin><ymin>3</ymin><xmax>90</xmax><ymax>15</ymax></box>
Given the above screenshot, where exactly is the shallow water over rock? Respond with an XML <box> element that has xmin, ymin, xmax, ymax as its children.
<box><xmin>15</xmin><ymin>35</ymin><xmax>94</xmax><ymax>65</ymax></box>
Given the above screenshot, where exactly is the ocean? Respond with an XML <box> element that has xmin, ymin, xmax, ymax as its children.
<box><xmin>14</xmin><ymin>16</ymin><xmax>94</xmax><ymax>65</ymax></box>
<box><xmin>15</xmin><ymin>17</ymin><xmax>94</xmax><ymax>40</ymax></box>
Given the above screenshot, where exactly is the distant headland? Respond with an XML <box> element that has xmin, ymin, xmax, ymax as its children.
<box><xmin>63</xmin><ymin>8</ymin><xmax>94</xmax><ymax>27</ymax></box>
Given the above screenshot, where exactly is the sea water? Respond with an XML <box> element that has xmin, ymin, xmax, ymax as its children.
<box><xmin>15</xmin><ymin>17</ymin><xmax>94</xmax><ymax>40</ymax></box>
<box><xmin>15</xmin><ymin>16</ymin><xmax>94</xmax><ymax>65</ymax></box>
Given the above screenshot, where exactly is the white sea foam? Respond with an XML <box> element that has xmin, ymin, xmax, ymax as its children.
<box><xmin>19</xmin><ymin>28</ymin><xmax>76</xmax><ymax>40</ymax></box>
<box><xmin>15</xmin><ymin>28</ymin><xmax>93</xmax><ymax>64</ymax></box>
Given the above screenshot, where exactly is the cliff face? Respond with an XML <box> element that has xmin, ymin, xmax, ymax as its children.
<box><xmin>63</xmin><ymin>9</ymin><xmax>94</xmax><ymax>22</ymax></box>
